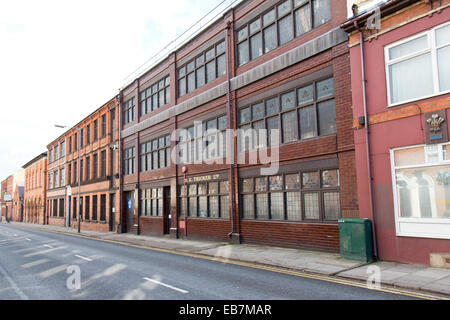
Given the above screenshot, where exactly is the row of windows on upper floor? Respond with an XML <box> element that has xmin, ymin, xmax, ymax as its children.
<box><xmin>122</xmin><ymin>75</ymin><xmax>336</xmax><ymax>176</ymax></box>
<box><xmin>122</xmin><ymin>0</ymin><xmax>331</xmax><ymax>125</ymax></box>
<box><xmin>48</xmin><ymin>149</ymin><xmax>109</xmax><ymax>189</ymax></box>
<box><xmin>49</xmin><ymin>110</ymin><xmax>117</xmax><ymax>163</ymax></box>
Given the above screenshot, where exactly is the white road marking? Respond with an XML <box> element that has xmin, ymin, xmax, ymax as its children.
<box><xmin>21</xmin><ymin>259</ymin><xmax>49</xmax><ymax>269</ymax></box>
<box><xmin>0</xmin><ymin>263</ymin><xmax>29</xmax><ymax>300</ymax></box>
<box><xmin>13</xmin><ymin>247</ymin><xmax>36</xmax><ymax>254</ymax></box>
<box><xmin>24</xmin><ymin>246</ymin><xmax>66</xmax><ymax>257</ymax></box>
<box><xmin>25</xmin><ymin>238</ymin><xmax>31</xmax><ymax>241</ymax></box>
<box><xmin>43</xmin><ymin>244</ymin><xmax>53</xmax><ymax>248</ymax></box>
<box><xmin>0</xmin><ymin>237</ymin><xmax>26</xmax><ymax>243</ymax></box>
<box><xmin>75</xmin><ymin>254</ymin><xmax>93</xmax><ymax>262</ymax></box>
<box><xmin>39</xmin><ymin>264</ymin><xmax>68</xmax><ymax>279</ymax></box>
<box><xmin>143</xmin><ymin>277</ymin><xmax>189</xmax><ymax>294</ymax></box>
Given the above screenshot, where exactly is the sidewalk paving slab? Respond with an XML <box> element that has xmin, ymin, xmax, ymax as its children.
<box><xmin>4</xmin><ymin>221</ymin><xmax>450</xmax><ymax>298</ymax></box>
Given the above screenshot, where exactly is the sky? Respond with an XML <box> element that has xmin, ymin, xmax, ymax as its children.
<box><xmin>0</xmin><ymin>0</ymin><xmax>240</xmax><ymax>182</ymax></box>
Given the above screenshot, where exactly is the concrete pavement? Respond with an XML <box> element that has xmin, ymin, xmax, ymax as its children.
<box><xmin>5</xmin><ymin>221</ymin><xmax>450</xmax><ymax>298</ymax></box>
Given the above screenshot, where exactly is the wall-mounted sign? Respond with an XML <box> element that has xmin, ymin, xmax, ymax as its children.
<box><xmin>185</xmin><ymin>174</ymin><xmax>221</xmax><ymax>183</ymax></box>
<box><xmin>425</xmin><ymin>110</ymin><xmax>448</xmax><ymax>145</ymax></box>
<box><xmin>3</xmin><ymin>194</ymin><xmax>11</xmax><ymax>201</ymax></box>
<box><xmin>128</xmin><ymin>199</ymin><xmax>132</xmax><ymax>209</ymax></box>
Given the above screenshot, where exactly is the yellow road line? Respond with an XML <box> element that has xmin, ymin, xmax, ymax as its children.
<box><xmin>10</xmin><ymin>224</ymin><xmax>448</xmax><ymax>300</ymax></box>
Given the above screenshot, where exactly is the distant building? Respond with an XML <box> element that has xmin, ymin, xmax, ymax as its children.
<box><xmin>46</xmin><ymin>97</ymin><xmax>120</xmax><ymax>232</ymax></box>
<box><xmin>46</xmin><ymin>134</ymin><xmax>67</xmax><ymax>226</ymax></box>
<box><xmin>1</xmin><ymin>176</ymin><xmax>14</xmax><ymax>222</ymax></box>
<box><xmin>23</xmin><ymin>152</ymin><xmax>47</xmax><ymax>224</ymax></box>
<box><xmin>1</xmin><ymin>170</ymin><xmax>25</xmax><ymax>222</ymax></box>
<box><xmin>62</xmin><ymin>97</ymin><xmax>120</xmax><ymax>232</ymax></box>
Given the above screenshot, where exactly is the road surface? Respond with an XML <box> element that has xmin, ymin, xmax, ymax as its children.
<box><xmin>0</xmin><ymin>223</ymin><xmax>420</xmax><ymax>300</ymax></box>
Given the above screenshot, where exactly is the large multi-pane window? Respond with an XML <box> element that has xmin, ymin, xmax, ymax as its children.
<box><xmin>101</xmin><ymin>150</ymin><xmax>107</xmax><ymax>177</ymax></box>
<box><xmin>92</xmin><ymin>195</ymin><xmax>98</xmax><ymax>221</ymax></box>
<box><xmin>93</xmin><ymin>120</ymin><xmax>98</xmax><ymax>141</ymax></box>
<box><xmin>140</xmin><ymin>188</ymin><xmax>163</xmax><ymax>217</ymax></box>
<box><xmin>123</xmin><ymin>97</ymin><xmax>135</xmax><ymax>125</ymax></box>
<box><xmin>238</xmin><ymin>76</ymin><xmax>335</xmax><ymax>151</ymax></box>
<box><xmin>140</xmin><ymin>76</ymin><xmax>170</xmax><ymax>116</ymax></box>
<box><xmin>73</xmin><ymin>162</ymin><xmax>77</xmax><ymax>183</ymax></box>
<box><xmin>385</xmin><ymin>22</ymin><xmax>450</xmax><ymax>105</ymax></box>
<box><xmin>140</xmin><ymin>135</ymin><xmax>171</xmax><ymax>172</ymax></box>
<box><xmin>241</xmin><ymin>169</ymin><xmax>340</xmax><ymax>221</ymax></box>
<box><xmin>391</xmin><ymin>143</ymin><xmax>450</xmax><ymax>239</ymax></box>
<box><xmin>53</xmin><ymin>199</ymin><xmax>58</xmax><ymax>217</ymax></box>
<box><xmin>123</xmin><ymin>147</ymin><xmax>135</xmax><ymax>175</ymax></box>
<box><xmin>59</xmin><ymin>199</ymin><xmax>64</xmax><ymax>218</ymax></box>
<box><xmin>177</xmin><ymin>40</ymin><xmax>226</xmax><ymax>97</ymax></box>
<box><xmin>79</xmin><ymin>159</ymin><xmax>83</xmax><ymax>182</ymax></box>
<box><xmin>73</xmin><ymin>197</ymin><xmax>77</xmax><ymax>219</ymax></box>
<box><xmin>178</xmin><ymin>180</ymin><xmax>229</xmax><ymax>219</ymax></box>
<box><xmin>85</xmin><ymin>196</ymin><xmax>90</xmax><ymax>220</ymax></box>
<box><xmin>86</xmin><ymin>156</ymin><xmax>90</xmax><ymax>181</ymax></box>
<box><xmin>100</xmin><ymin>195</ymin><xmax>106</xmax><ymax>221</ymax></box>
<box><xmin>177</xmin><ymin>115</ymin><xmax>227</xmax><ymax>164</ymax></box>
<box><xmin>86</xmin><ymin>124</ymin><xmax>91</xmax><ymax>145</ymax></box>
<box><xmin>60</xmin><ymin>168</ymin><xmax>65</xmax><ymax>187</ymax></box>
<box><xmin>93</xmin><ymin>153</ymin><xmax>98</xmax><ymax>179</ymax></box>
<box><xmin>236</xmin><ymin>0</ymin><xmax>330</xmax><ymax>66</ymax></box>
<box><xmin>102</xmin><ymin>114</ymin><xmax>106</xmax><ymax>137</ymax></box>
<box><xmin>49</xmin><ymin>172</ymin><xmax>53</xmax><ymax>189</ymax></box>
<box><xmin>60</xmin><ymin>141</ymin><xmax>65</xmax><ymax>157</ymax></box>
<box><xmin>54</xmin><ymin>170</ymin><xmax>58</xmax><ymax>188</ymax></box>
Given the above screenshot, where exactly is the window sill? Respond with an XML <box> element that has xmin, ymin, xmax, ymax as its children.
<box><xmin>240</xmin><ymin>218</ymin><xmax>339</xmax><ymax>224</ymax></box>
<box><xmin>388</xmin><ymin>90</ymin><xmax>450</xmax><ymax>109</ymax></box>
<box><xmin>396</xmin><ymin>218</ymin><xmax>450</xmax><ymax>240</ymax></box>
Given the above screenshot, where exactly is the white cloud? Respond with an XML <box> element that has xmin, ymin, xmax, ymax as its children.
<box><xmin>0</xmin><ymin>0</ymin><xmax>239</xmax><ymax>181</ymax></box>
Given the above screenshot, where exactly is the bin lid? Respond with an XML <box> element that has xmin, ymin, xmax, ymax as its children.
<box><xmin>338</xmin><ymin>218</ymin><xmax>370</xmax><ymax>224</ymax></box>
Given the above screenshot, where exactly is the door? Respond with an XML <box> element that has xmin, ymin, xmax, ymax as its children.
<box><xmin>67</xmin><ymin>195</ymin><xmax>71</xmax><ymax>227</ymax></box>
<box><xmin>163</xmin><ymin>187</ymin><xmax>171</xmax><ymax>234</ymax></box>
<box><xmin>109</xmin><ymin>194</ymin><xmax>115</xmax><ymax>232</ymax></box>
<box><xmin>124</xmin><ymin>191</ymin><xmax>135</xmax><ymax>233</ymax></box>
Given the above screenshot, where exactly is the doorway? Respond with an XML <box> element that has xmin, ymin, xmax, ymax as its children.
<box><xmin>163</xmin><ymin>187</ymin><xmax>171</xmax><ymax>234</ymax></box>
<box><xmin>109</xmin><ymin>194</ymin><xmax>115</xmax><ymax>232</ymax></box>
<box><xmin>124</xmin><ymin>191</ymin><xmax>135</xmax><ymax>233</ymax></box>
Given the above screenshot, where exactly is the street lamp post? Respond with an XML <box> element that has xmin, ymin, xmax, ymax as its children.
<box><xmin>55</xmin><ymin>124</ymin><xmax>81</xmax><ymax>233</ymax></box>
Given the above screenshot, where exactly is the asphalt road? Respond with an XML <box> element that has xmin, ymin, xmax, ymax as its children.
<box><xmin>0</xmin><ymin>223</ymin><xmax>419</xmax><ymax>300</ymax></box>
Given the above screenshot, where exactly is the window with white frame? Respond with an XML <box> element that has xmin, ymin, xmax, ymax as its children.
<box><xmin>385</xmin><ymin>22</ymin><xmax>450</xmax><ymax>106</ymax></box>
<box><xmin>391</xmin><ymin>143</ymin><xmax>450</xmax><ymax>239</ymax></box>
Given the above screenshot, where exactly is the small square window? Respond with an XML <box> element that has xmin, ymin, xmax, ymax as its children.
<box><xmin>277</xmin><ymin>0</ymin><xmax>292</xmax><ymax>17</ymax></box>
<box><xmin>249</xmin><ymin>19</ymin><xmax>261</xmax><ymax>34</ymax></box>
<box><xmin>240</xmin><ymin>107</ymin><xmax>251</xmax><ymax>124</ymax></box>
<box><xmin>263</xmin><ymin>9</ymin><xmax>276</xmax><ymax>27</ymax></box>
<box><xmin>281</xmin><ymin>91</ymin><xmax>296</xmax><ymax>111</ymax></box>
<box><xmin>237</xmin><ymin>27</ymin><xmax>248</xmax><ymax>42</ymax></box>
